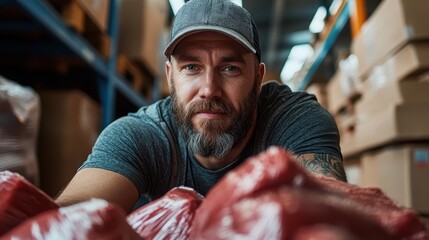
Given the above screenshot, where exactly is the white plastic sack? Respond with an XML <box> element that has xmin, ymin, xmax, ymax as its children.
<box><xmin>0</xmin><ymin>75</ymin><xmax>40</xmax><ymax>185</ymax></box>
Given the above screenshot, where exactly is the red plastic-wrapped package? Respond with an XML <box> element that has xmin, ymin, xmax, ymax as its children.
<box><xmin>193</xmin><ymin>186</ymin><xmax>391</xmax><ymax>239</ymax></box>
<box><xmin>313</xmin><ymin>175</ymin><xmax>429</xmax><ymax>239</ymax></box>
<box><xmin>191</xmin><ymin>146</ymin><xmax>429</xmax><ymax>240</ymax></box>
<box><xmin>127</xmin><ymin>186</ymin><xmax>203</xmax><ymax>240</ymax></box>
<box><xmin>2</xmin><ymin>199</ymin><xmax>141</xmax><ymax>240</ymax></box>
<box><xmin>0</xmin><ymin>171</ymin><xmax>58</xmax><ymax>235</ymax></box>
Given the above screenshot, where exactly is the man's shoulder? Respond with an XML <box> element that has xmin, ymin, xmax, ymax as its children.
<box><xmin>106</xmin><ymin>97</ymin><xmax>175</xmax><ymax>137</ymax></box>
<box><xmin>260</xmin><ymin>80</ymin><xmax>290</xmax><ymax>95</ymax></box>
<box><xmin>259</xmin><ymin>81</ymin><xmax>317</xmax><ymax>109</ymax></box>
<box><xmin>129</xmin><ymin>97</ymin><xmax>173</xmax><ymax>122</ymax></box>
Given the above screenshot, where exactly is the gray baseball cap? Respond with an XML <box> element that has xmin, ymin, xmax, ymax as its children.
<box><xmin>164</xmin><ymin>0</ymin><xmax>261</xmax><ymax>62</ymax></box>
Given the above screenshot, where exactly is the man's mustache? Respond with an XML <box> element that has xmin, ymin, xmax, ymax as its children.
<box><xmin>186</xmin><ymin>99</ymin><xmax>234</xmax><ymax>118</ymax></box>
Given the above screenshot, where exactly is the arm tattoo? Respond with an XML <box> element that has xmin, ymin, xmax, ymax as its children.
<box><xmin>295</xmin><ymin>153</ymin><xmax>347</xmax><ymax>182</ymax></box>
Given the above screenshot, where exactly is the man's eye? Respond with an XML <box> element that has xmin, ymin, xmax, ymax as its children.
<box><xmin>224</xmin><ymin>66</ymin><xmax>239</xmax><ymax>72</ymax></box>
<box><xmin>184</xmin><ymin>65</ymin><xmax>198</xmax><ymax>71</ymax></box>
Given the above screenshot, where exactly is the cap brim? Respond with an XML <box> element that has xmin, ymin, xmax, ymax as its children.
<box><xmin>164</xmin><ymin>26</ymin><xmax>256</xmax><ymax>57</ymax></box>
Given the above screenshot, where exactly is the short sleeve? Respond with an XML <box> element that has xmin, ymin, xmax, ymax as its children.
<box><xmin>258</xmin><ymin>83</ymin><xmax>342</xmax><ymax>159</ymax></box>
<box><xmin>79</xmin><ymin>115</ymin><xmax>173</xmax><ymax>196</ymax></box>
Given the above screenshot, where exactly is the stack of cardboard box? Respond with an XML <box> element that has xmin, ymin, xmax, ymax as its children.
<box><xmin>361</xmin><ymin>145</ymin><xmax>429</xmax><ymax>215</ymax></box>
<box><xmin>37</xmin><ymin>90</ymin><xmax>101</xmax><ymax>197</ymax></box>
<box><xmin>332</xmin><ymin>0</ymin><xmax>429</xmax><ymax>215</ymax></box>
<box><xmin>77</xmin><ymin>0</ymin><xmax>109</xmax><ymax>32</ymax></box>
<box><xmin>326</xmin><ymin>54</ymin><xmax>360</xmax><ymax>158</ymax></box>
<box><xmin>118</xmin><ymin>0</ymin><xmax>169</xmax><ymax>80</ymax></box>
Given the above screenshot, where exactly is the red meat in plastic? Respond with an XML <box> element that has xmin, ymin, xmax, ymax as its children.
<box><xmin>127</xmin><ymin>186</ymin><xmax>203</xmax><ymax>240</ymax></box>
<box><xmin>312</xmin><ymin>175</ymin><xmax>429</xmax><ymax>239</ymax></box>
<box><xmin>1</xmin><ymin>199</ymin><xmax>141</xmax><ymax>240</ymax></box>
<box><xmin>193</xmin><ymin>186</ymin><xmax>392</xmax><ymax>239</ymax></box>
<box><xmin>0</xmin><ymin>171</ymin><xmax>58</xmax><ymax>235</ymax></box>
<box><xmin>192</xmin><ymin>146</ymin><xmax>429</xmax><ymax>240</ymax></box>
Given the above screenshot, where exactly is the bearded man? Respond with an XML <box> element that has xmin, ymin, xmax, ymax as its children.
<box><xmin>56</xmin><ymin>0</ymin><xmax>346</xmax><ymax>213</ymax></box>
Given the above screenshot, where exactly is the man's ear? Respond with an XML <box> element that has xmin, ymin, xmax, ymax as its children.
<box><xmin>165</xmin><ymin>60</ymin><xmax>172</xmax><ymax>89</ymax></box>
<box><xmin>257</xmin><ymin>62</ymin><xmax>266</xmax><ymax>91</ymax></box>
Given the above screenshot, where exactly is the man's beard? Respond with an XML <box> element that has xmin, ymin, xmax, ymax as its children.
<box><xmin>171</xmin><ymin>82</ymin><xmax>258</xmax><ymax>159</ymax></box>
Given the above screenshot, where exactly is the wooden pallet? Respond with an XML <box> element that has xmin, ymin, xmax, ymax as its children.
<box><xmin>117</xmin><ymin>55</ymin><xmax>154</xmax><ymax>99</ymax></box>
<box><xmin>47</xmin><ymin>0</ymin><xmax>110</xmax><ymax>58</ymax></box>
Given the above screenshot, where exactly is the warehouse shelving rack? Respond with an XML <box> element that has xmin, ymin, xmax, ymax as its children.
<box><xmin>294</xmin><ymin>0</ymin><xmax>351</xmax><ymax>91</ymax></box>
<box><xmin>0</xmin><ymin>0</ymin><xmax>157</xmax><ymax>129</ymax></box>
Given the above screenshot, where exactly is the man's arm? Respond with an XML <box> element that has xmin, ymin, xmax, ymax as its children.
<box><xmin>295</xmin><ymin>153</ymin><xmax>347</xmax><ymax>182</ymax></box>
<box><xmin>55</xmin><ymin>168</ymin><xmax>139</xmax><ymax>213</ymax></box>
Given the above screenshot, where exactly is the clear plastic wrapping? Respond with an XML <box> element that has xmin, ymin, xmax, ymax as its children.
<box><xmin>0</xmin><ymin>76</ymin><xmax>40</xmax><ymax>185</ymax></box>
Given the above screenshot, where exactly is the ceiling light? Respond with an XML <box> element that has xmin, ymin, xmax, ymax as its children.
<box><xmin>309</xmin><ymin>6</ymin><xmax>327</xmax><ymax>33</ymax></box>
<box><xmin>280</xmin><ymin>44</ymin><xmax>314</xmax><ymax>84</ymax></box>
<box><xmin>329</xmin><ymin>0</ymin><xmax>342</xmax><ymax>15</ymax></box>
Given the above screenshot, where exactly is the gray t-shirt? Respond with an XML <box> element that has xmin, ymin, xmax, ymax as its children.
<box><xmin>80</xmin><ymin>82</ymin><xmax>341</xmax><ymax>200</ymax></box>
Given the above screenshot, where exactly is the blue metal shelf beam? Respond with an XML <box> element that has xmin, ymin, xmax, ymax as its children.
<box><xmin>16</xmin><ymin>0</ymin><xmax>107</xmax><ymax>74</ymax></box>
<box><xmin>296</xmin><ymin>1</ymin><xmax>351</xmax><ymax>91</ymax></box>
<box><xmin>14</xmin><ymin>0</ymin><xmax>150</xmax><ymax>128</ymax></box>
<box><xmin>0</xmin><ymin>22</ymin><xmax>42</xmax><ymax>31</ymax></box>
<box><xmin>100</xmin><ymin>0</ymin><xmax>120</xmax><ymax>127</ymax></box>
<box><xmin>0</xmin><ymin>41</ymin><xmax>73</xmax><ymax>56</ymax></box>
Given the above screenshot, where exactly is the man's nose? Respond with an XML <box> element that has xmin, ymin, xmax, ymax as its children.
<box><xmin>198</xmin><ymin>70</ymin><xmax>222</xmax><ymax>99</ymax></box>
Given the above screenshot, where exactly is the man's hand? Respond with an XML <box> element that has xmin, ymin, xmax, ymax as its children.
<box><xmin>295</xmin><ymin>153</ymin><xmax>347</xmax><ymax>182</ymax></box>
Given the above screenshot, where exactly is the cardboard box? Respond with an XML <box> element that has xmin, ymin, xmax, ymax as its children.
<box><xmin>336</xmin><ymin>115</ymin><xmax>360</xmax><ymax>158</ymax></box>
<box><xmin>338</xmin><ymin>107</ymin><xmax>358</xmax><ymax>158</ymax></box>
<box><xmin>343</xmin><ymin>157</ymin><xmax>362</xmax><ymax>186</ymax></box>
<box><xmin>119</xmin><ymin>0</ymin><xmax>168</xmax><ymax>77</ymax></box>
<box><xmin>327</xmin><ymin>55</ymin><xmax>361</xmax><ymax>115</ymax></box>
<box><xmin>338</xmin><ymin>54</ymin><xmax>361</xmax><ymax>97</ymax></box>
<box><xmin>37</xmin><ymin>90</ymin><xmax>101</xmax><ymax>197</ymax></box>
<box><xmin>327</xmin><ymin>70</ymin><xmax>348</xmax><ymax>114</ymax></box>
<box><xmin>356</xmin><ymin>81</ymin><xmax>429</xmax><ymax>116</ymax></box>
<box><xmin>352</xmin><ymin>0</ymin><xmax>429</xmax><ymax>78</ymax></box>
<box><xmin>263</xmin><ymin>69</ymin><xmax>281</xmax><ymax>83</ymax></box>
<box><xmin>353</xmin><ymin>103</ymin><xmax>429</xmax><ymax>154</ymax></box>
<box><xmin>77</xmin><ymin>0</ymin><xmax>109</xmax><ymax>31</ymax></box>
<box><xmin>306</xmin><ymin>83</ymin><xmax>328</xmax><ymax>109</ymax></box>
<box><xmin>361</xmin><ymin>144</ymin><xmax>429</xmax><ymax>212</ymax></box>
<box><xmin>336</xmin><ymin>113</ymin><xmax>355</xmax><ymax>134</ymax></box>
<box><xmin>364</xmin><ymin>42</ymin><xmax>429</xmax><ymax>92</ymax></box>
<box><xmin>340</xmin><ymin>132</ymin><xmax>357</xmax><ymax>159</ymax></box>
